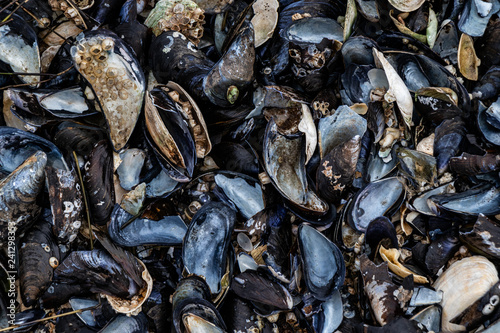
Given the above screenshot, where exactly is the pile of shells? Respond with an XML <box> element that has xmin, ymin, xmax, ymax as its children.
<box><xmin>2</xmin><ymin>0</ymin><xmax>500</xmax><ymax>332</ymax></box>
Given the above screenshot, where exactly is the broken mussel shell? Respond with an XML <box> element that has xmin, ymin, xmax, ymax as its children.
<box><xmin>0</xmin><ymin>12</ymin><xmax>41</xmax><ymax>87</ymax></box>
<box><xmin>71</xmin><ymin>29</ymin><xmax>146</xmax><ymax>151</ymax></box>
<box><xmin>460</xmin><ymin>214</ymin><xmax>500</xmax><ymax>259</ymax></box>
<box><xmin>360</xmin><ymin>254</ymin><xmax>414</xmax><ymax>326</ymax></box>
<box><xmin>104</xmin><ymin>259</ymin><xmax>153</xmax><ymax>316</ymax></box>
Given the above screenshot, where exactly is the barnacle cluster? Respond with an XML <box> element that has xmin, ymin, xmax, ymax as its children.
<box><xmin>72</xmin><ymin>37</ymin><xmax>136</xmax><ymax>110</ymax></box>
<box><xmin>145</xmin><ymin>0</ymin><xmax>205</xmax><ymax>45</ymax></box>
<box><xmin>48</xmin><ymin>0</ymin><xmax>90</xmax><ymax>27</ymax></box>
<box><xmin>70</xmin><ymin>34</ymin><xmax>144</xmax><ymax>150</ymax></box>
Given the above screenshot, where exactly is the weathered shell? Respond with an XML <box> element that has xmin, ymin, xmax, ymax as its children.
<box><xmin>451</xmin><ymin>281</ymin><xmax>500</xmax><ymax>331</ymax></box>
<box><xmin>214</xmin><ymin>173</ymin><xmax>264</xmax><ymax>220</ymax></box>
<box><xmin>45</xmin><ymin>166</ymin><xmax>83</xmax><ymax>245</ymax></box>
<box><xmin>458</xmin><ymin>33</ymin><xmax>480</xmax><ymax>81</ymax></box>
<box><xmin>360</xmin><ymin>254</ymin><xmax>413</xmax><ymax>326</ymax></box>
<box><xmin>433</xmin><ymin>256</ymin><xmax>499</xmax><ymax>332</ymax></box>
<box><xmin>19</xmin><ymin>221</ymin><xmax>60</xmax><ymax>307</ymax></box>
<box><xmin>316</xmin><ymin>135</ymin><xmax>361</xmax><ymax>203</ymax></box>
<box><xmin>317</xmin><ymin>105</ymin><xmax>367</xmax><ymax>159</ymax></box>
<box><xmin>0</xmin><ymin>151</ymin><xmax>47</xmax><ymax>243</ymax></box>
<box><xmin>0</xmin><ymin>12</ymin><xmax>41</xmax><ymax>87</ymax></box>
<box><xmin>71</xmin><ymin>29</ymin><xmax>146</xmax><ymax>151</ymax></box>
<box><xmin>460</xmin><ymin>214</ymin><xmax>500</xmax><ymax>260</ymax></box>
<box><xmin>251</xmin><ymin>0</ymin><xmax>279</xmax><ymax>47</ymax></box>
<box><xmin>373</xmin><ymin>48</ymin><xmax>413</xmax><ymax>127</ymax></box>
<box><xmin>388</xmin><ymin>0</ymin><xmax>425</xmax><ymax>12</ymax></box>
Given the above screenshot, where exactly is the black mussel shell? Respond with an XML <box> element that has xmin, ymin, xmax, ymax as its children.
<box><xmin>182</xmin><ymin>201</ymin><xmax>236</xmax><ymax>294</ymax></box>
<box><xmin>230</xmin><ymin>269</ymin><xmax>293</xmax><ymax>309</ymax></box>
<box><xmin>298</xmin><ymin>224</ymin><xmax>345</xmax><ymax>301</ymax></box>
<box><xmin>84</xmin><ymin>140</ymin><xmax>115</xmax><ymax>226</ymax></box>
<box><xmin>109</xmin><ymin>204</ymin><xmax>187</xmax><ymax>247</ymax></box>
<box><xmin>348</xmin><ymin>177</ymin><xmax>405</xmax><ymax>233</ymax></box>
<box><xmin>428</xmin><ymin>183</ymin><xmax>500</xmax><ymax>217</ymax></box>
<box><xmin>19</xmin><ymin>221</ymin><xmax>60</xmax><ymax>307</ymax></box>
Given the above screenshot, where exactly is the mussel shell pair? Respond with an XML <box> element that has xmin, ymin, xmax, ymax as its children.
<box><xmin>145</xmin><ymin>85</ymin><xmax>196</xmax><ymax>181</ymax></box>
<box><xmin>145</xmin><ymin>82</ymin><xmax>211</xmax><ymax>182</ymax></box>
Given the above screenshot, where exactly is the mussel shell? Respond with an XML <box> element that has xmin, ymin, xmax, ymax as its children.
<box><xmin>341</xmin><ymin>36</ymin><xmax>378</xmax><ymax>67</ymax></box>
<box><xmin>478</xmin><ymin>100</ymin><xmax>500</xmax><ymax>146</ymax></box>
<box><xmin>458</xmin><ymin>0</ymin><xmax>500</xmax><ymax>37</ymax></box>
<box><xmin>434</xmin><ymin>117</ymin><xmax>466</xmax><ymax>175</ymax></box>
<box><xmin>99</xmin><ymin>313</ymin><xmax>148</xmax><ymax>333</ymax></box>
<box><xmin>263</xmin><ymin>118</ymin><xmax>307</xmax><ymax>205</ymax></box>
<box><xmin>348</xmin><ymin>177</ymin><xmax>405</xmax><ymax>232</ymax></box>
<box><xmin>19</xmin><ymin>221</ymin><xmax>60</xmax><ymax>307</ymax></box>
<box><xmin>312</xmin><ymin>290</ymin><xmax>343</xmax><ymax>333</ymax></box>
<box><xmin>165</xmin><ymin>81</ymin><xmax>211</xmax><ymax>158</ymax></box>
<box><xmin>84</xmin><ymin>140</ymin><xmax>115</xmax><ymax>225</ymax></box>
<box><xmin>45</xmin><ymin>165</ymin><xmax>83</xmax><ymax>244</ymax></box>
<box><xmin>214</xmin><ymin>172</ymin><xmax>264</xmax><ymax>220</ymax></box>
<box><xmin>397</xmin><ymin>148</ymin><xmax>437</xmax><ymax>185</ymax></box>
<box><xmin>0</xmin><ymin>127</ymin><xmax>68</xmax><ymax>174</ymax></box>
<box><xmin>411</xmin><ymin>182</ymin><xmax>455</xmax><ymax>215</ymax></box>
<box><xmin>317</xmin><ymin>105</ymin><xmax>367</xmax><ymax>159</ymax></box>
<box><xmin>145</xmin><ymin>86</ymin><xmax>196</xmax><ymax>178</ymax></box>
<box><xmin>433</xmin><ymin>256</ymin><xmax>499</xmax><ymax>332</ymax></box>
<box><xmin>52</xmin><ymin>121</ymin><xmax>107</xmax><ymax>160</ymax></box>
<box><xmin>109</xmin><ymin>204</ymin><xmax>187</xmax><ymax>247</ymax></box>
<box><xmin>172</xmin><ymin>276</ymin><xmax>226</xmax><ymax>333</ymax></box>
<box><xmin>460</xmin><ymin>214</ymin><xmax>500</xmax><ymax>260</ymax></box>
<box><xmin>428</xmin><ymin>183</ymin><xmax>500</xmax><ymax>217</ymax></box>
<box><xmin>0</xmin><ymin>151</ymin><xmax>47</xmax><ymax>243</ymax></box>
<box><xmin>298</xmin><ymin>224</ymin><xmax>345</xmax><ymax>301</ymax></box>
<box><xmin>71</xmin><ymin>29</ymin><xmax>146</xmax><ymax>151</ymax></box>
<box><xmin>231</xmin><ymin>269</ymin><xmax>293</xmax><ymax>310</ymax></box>
<box><xmin>0</xmin><ymin>12</ymin><xmax>41</xmax><ymax>87</ymax></box>
<box><xmin>182</xmin><ymin>201</ymin><xmax>236</xmax><ymax>294</ymax></box>
<box><xmin>316</xmin><ymin>135</ymin><xmax>361</xmax><ymax>203</ymax></box>
<box><xmin>432</xmin><ymin>20</ymin><xmax>459</xmax><ymax>65</ymax></box>
<box><xmin>359</xmin><ymin>254</ymin><xmax>413</xmax><ymax>326</ymax></box>
<box><xmin>54</xmin><ymin>249</ymin><xmax>142</xmax><ymax>299</ymax></box>
<box><xmin>281</xmin><ymin>17</ymin><xmax>343</xmax><ymax>45</ymax></box>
